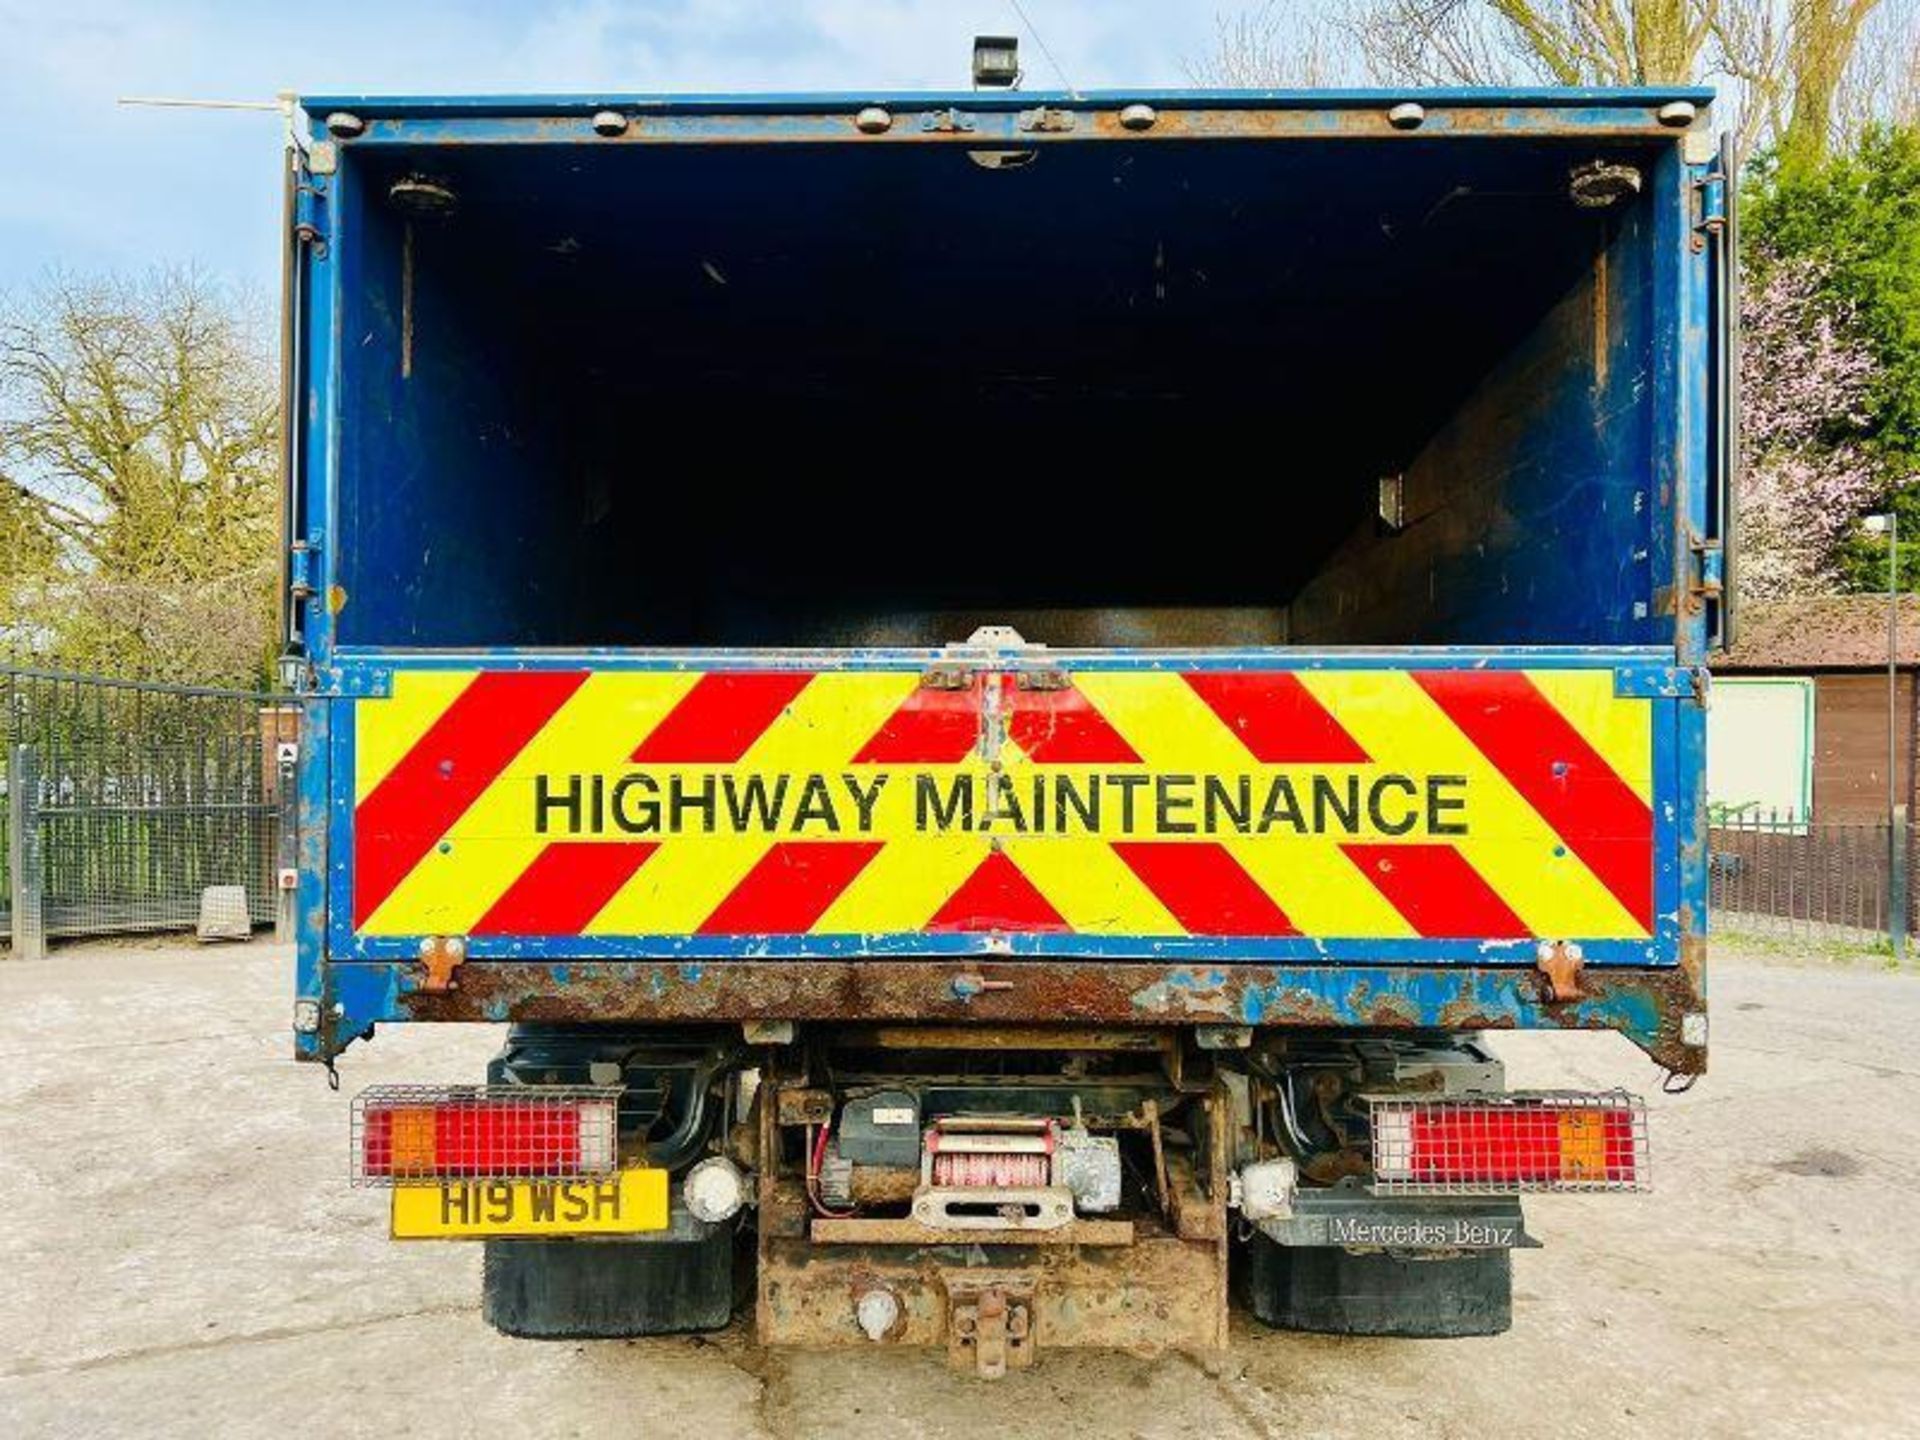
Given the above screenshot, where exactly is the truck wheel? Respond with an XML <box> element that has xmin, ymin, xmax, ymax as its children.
<box><xmin>483</xmin><ymin>1229</ymin><xmax>734</xmax><ymax>1339</ymax></box>
<box><xmin>1240</xmin><ymin>1232</ymin><xmax>1512</xmax><ymax>1337</ymax></box>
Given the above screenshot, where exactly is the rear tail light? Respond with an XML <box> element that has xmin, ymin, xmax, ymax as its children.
<box><xmin>1368</xmin><ymin>1091</ymin><xmax>1649</xmax><ymax>1194</ymax></box>
<box><xmin>351</xmin><ymin>1085</ymin><xmax>620</xmax><ymax>1186</ymax></box>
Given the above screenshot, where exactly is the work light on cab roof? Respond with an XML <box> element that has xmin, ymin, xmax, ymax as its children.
<box><xmin>972</xmin><ymin>34</ymin><xmax>1020</xmax><ymax>88</ymax></box>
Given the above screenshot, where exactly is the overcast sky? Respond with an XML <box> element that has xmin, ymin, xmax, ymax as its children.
<box><xmin>0</xmin><ymin>1</ymin><xmax>1229</xmax><ymax>294</ymax></box>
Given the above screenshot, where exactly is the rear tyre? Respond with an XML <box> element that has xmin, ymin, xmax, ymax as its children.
<box><xmin>1241</xmin><ymin>1232</ymin><xmax>1512</xmax><ymax>1337</ymax></box>
<box><xmin>483</xmin><ymin>1227</ymin><xmax>734</xmax><ymax>1339</ymax></box>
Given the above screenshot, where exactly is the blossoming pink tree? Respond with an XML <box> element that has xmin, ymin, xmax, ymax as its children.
<box><xmin>1738</xmin><ymin>255</ymin><xmax>1886</xmax><ymax>600</ymax></box>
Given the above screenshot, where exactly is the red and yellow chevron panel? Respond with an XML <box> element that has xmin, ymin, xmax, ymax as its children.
<box><xmin>349</xmin><ymin>666</ymin><xmax>1655</xmax><ymax>943</ymax></box>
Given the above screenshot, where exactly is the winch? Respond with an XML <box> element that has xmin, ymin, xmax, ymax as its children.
<box><xmin>927</xmin><ymin>1117</ymin><xmax>1054</xmax><ymax>1192</ymax></box>
<box><xmin>911</xmin><ymin>1116</ymin><xmax>1120</xmax><ymax>1231</ymax></box>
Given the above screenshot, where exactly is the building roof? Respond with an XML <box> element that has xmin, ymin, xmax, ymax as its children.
<box><xmin>1716</xmin><ymin>595</ymin><xmax>1920</xmax><ymax>671</ymax></box>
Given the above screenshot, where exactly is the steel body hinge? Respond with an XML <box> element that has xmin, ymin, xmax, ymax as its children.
<box><xmin>293</xmin><ymin>154</ymin><xmax>333</xmax><ymax>258</ymax></box>
<box><xmin>289</xmin><ymin>532</ymin><xmax>322</xmax><ymax>606</ymax></box>
<box><xmin>1692</xmin><ymin>169</ymin><xmax>1728</xmax><ymax>252</ymax></box>
<box><xmin>1690</xmin><ymin>531</ymin><xmax>1725</xmax><ymax>604</ymax></box>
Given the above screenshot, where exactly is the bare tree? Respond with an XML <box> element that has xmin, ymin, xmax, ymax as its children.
<box><xmin>1195</xmin><ymin>1</ymin><xmax>1914</xmax><ymax>172</ymax></box>
<box><xmin>1345</xmin><ymin>0</ymin><xmax>1717</xmax><ymax>87</ymax></box>
<box><xmin>1775</xmin><ymin>0</ymin><xmax>1892</xmax><ymax>172</ymax></box>
<box><xmin>0</xmin><ymin>271</ymin><xmax>279</xmax><ymax>684</ymax></box>
<box><xmin>1832</xmin><ymin>0</ymin><xmax>1920</xmax><ymax>143</ymax></box>
<box><xmin>1712</xmin><ymin>0</ymin><xmax>1792</xmax><ymax>157</ymax></box>
<box><xmin>1186</xmin><ymin>2</ymin><xmax>1359</xmax><ymax>87</ymax></box>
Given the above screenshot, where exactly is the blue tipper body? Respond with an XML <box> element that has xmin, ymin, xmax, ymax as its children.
<box><xmin>284</xmin><ymin>87</ymin><xmax>1727</xmax><ymax>1075</ymax></box>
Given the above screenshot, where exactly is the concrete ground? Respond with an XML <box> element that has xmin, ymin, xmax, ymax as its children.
<box><xmin>1</xmin><ymin>940</ymin><xmax>1916</xmax><ymax>1439</ymax></box>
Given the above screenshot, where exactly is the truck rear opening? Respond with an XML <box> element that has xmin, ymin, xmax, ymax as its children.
<box><xmin>288</xmin><ymin>89</ymin><xmax>1724</xmax><ymax>1373</ymax></box>
<box><xmin>320</xmin><ymin>125</ymin><xmax>1696</xmax><ymax>654</ymax></box>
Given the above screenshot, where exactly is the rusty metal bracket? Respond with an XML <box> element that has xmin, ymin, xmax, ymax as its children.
<box><xmin>416</xmin><ymin>936</ymin><xmax>467</xmax><ymax>993</ymax></box>
<box><xmin>775</xmin><ymin>1086</ymin><xmax>834</xmax><ymax>1126</ymax></box>
<box><xmin>946</xmin><ymin>1276</ymin><xmax>1035</xmax><ymax>1378</ymax></box>
<box><xmin>1535</xmin><ymin>941</ymin><xmax>1586</xmax><ymax>1002</ymax></box>
<box><xmin>950</xmin><ymin>972</ymin><xmax>1014</xmax><ymax>1001</ymax></box>
<box><xmin>918</xmin><ymin>664</ymin><xmax>973</xmax><ymax>691</ymax></box>
<box><xmin>1017</xmin><ymin>106</ymin><xmax>1076</xmax><ymax>134</ymax></box>
<box><xmin>1012</xmin><ymin>668</ymin><xmax>1070</xmax><ymax>691</ymax></box>
<box><xmin>812</xmin><ymin>1215</ymin><xmax>1132</xmax><ymax>1246</ymax></box>
<box><xmin>920</xmin><ymin>107</ymin><xmax>976</xmax><ymax>134</ymax></box>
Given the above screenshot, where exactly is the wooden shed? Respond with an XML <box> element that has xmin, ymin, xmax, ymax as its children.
<box><xmin>1712</xmin><ymin>596</ymin><xmax>1920</xmax><ymax>822</ymax></box>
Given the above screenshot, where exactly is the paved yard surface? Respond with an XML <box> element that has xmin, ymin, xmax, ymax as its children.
<box><xmin>2</xmin><ymin>938</ymin><xmax>1916</xmax><ymax>1439</ymax></box>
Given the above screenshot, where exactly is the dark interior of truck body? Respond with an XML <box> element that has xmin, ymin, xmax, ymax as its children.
<box><xmin>329</xmin><ymin>134</ymin><xmax>1676</xmax><ymax>651</ymax></box>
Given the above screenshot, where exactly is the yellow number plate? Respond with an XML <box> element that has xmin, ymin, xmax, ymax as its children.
<box><xmin>391</xmin><ymin>1168</ymin><xmax>668</xmax><ymax>1239</ymax></box>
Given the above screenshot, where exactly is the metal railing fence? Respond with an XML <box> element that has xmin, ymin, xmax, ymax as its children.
<box><xmin>1708</xmin><ymin>810</ymin><xmax>1913</xmax><ymax>946</ymax></box>
<box><xmin>2</xmin><ymin>667</ymin><xmax>291</xmax><ymax>954</ymax></box>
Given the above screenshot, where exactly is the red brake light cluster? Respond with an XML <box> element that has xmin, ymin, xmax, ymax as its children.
<box><xmin>351</xmin><ymin>1085</ymin><xmax>619</xmax><ymax>1186</ymax></box>
<box><xmin>1369</xmin><ymin>1092</ymin><xmax>1648</xmax><ymax>1194</ymax></box>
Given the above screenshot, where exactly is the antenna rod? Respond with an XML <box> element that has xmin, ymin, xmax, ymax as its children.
<box><xmin>119</xmin><ymin>96</ymin><xmax>286</xmax><ymax>112</ymax></box>
<box><xmin>1007</xmin><ymin>0</ymin><xmax>1079</xmax><ymax>99</ymax></box>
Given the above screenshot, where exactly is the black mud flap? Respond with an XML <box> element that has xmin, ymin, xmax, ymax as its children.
<box><xmin>483</xmin><ymin>1224</ymin><xmax>735</xmax><ymax>1339</ymax></box>
<box><xmin>1240</xmin><ymin>1232</ymin><xmax>1512</xmax><ymax>1338</ymax></box>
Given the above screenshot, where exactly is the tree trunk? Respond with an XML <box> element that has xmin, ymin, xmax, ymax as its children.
<box><xmin>1632</xmin><ymin>0</ymin><xmax>1699</xmax><ymax>83</ymax></box>
<box><xmin>1779</xmin><ymin>0</ymin><xmax>1882</xmax><ymax>179</ymax></box>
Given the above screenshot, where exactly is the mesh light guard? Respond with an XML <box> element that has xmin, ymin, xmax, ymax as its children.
<box><xmin>350</xmin><ymin>1084</ymin><xmax>621</xmax><ymax>1187</ymax></box>
<box><xmin>1368</xmin><ymin>1091</ymin><xmax>1650</xmax><ymax>1195</ymax></box>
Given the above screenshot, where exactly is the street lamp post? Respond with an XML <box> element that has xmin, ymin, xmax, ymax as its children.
<box><xmin>1864</xmin><ymin>512</ymin><xmax>1905</xmax><ymax>959</ymax></box>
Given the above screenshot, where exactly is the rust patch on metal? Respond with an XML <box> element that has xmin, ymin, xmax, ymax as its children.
<box><xmin>1128</xmin><ymin>968</ymin><xmax>1236</xmax><ymax>1019</ymax></box>
<box><xmin>1082</xmin><ymin>106</ymin><xmax>1676</xmax><ymax>143</ymax></box>
<box><xmin>852</xmin><ymin>1025</ymin><xmax>1169</xmax><ymax>1052</ymax></box>
<box><xmin>369</xmin><ymin>104</ymin><xmax>1689</xmax><ymax>153</ymax></box>
<box><xmin>844</xmin><ymin>1167</ymin><xmax>919</xmax><ymax>1207</ymax></box>
<box><xmin>1346</xmin><ymin>977</ymin><xmax>1421</xmax><ymax>1026</ymax></box>
<box><xmin>757</xmin><ymin>1233</ymin><xmax>1225</xmax><ymax>1361</ymax></box>
<box><xmin>1536</xmin><ymin>941</ymin><xmax>1587</xmax><ymax>1001</ymax></box>
<box><xmin>396</xmin><ymin>958</ymin><xmax>1706</xmax><ymax>1071</ymax></box>
<box><xmin>775</xmin><ymin>1087</ymin><xmax>833</xmax><ymax>1127</ymax></box>
<box><xmin>809</xmin><ymin>1216</ymin><xmax>1133</xmax><ymax>1247</ymax></box>
<box><xmin>1678</xmin><ymin>915</ymin><xmax>1707</xmax><ymax>984</ymax></box>
<box><xmin>947</xmin><ymin>1275</ymin><xmax>1034</xmax><ymax>1378</ymax></box>
<box><xmin>759</xmin><ymin>1175</ymin><xmax>810</xmax><ymax>1244</ymax></box>
<box><xmin>1592</xmin><ymin>245</ymin><xmax>1610</xmax><ymax>390</ymax></box>
<box><xmin>1300</xmin><ymin>1149</ymin><xmax>1370</xmax><ymax>1185</ymax></box>
<box><xmin>1166</xmin><ymin>1152</ymin><xmax>1224</xmax><ymax>1241</ymax></box>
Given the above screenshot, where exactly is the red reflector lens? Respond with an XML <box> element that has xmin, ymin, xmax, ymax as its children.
<box><xmin>1407</xmin><ymin>1107</ymin><xmax>1630</xmax><ymax>1183</ymax></box>
<box><xmin>1369</xmin><ymin>1093</ymin><xmax>1648</xmax><ymax>1194</ymax></box>
<box><xmin>361</xmin><ymin>1105</ymin><xmax>579</xmax><ymax>1179</ymax></box>
<box><xmin>351</xmin><ymin>1086</ymin><xmax>619</xmax><ymax>1185</ymax></box>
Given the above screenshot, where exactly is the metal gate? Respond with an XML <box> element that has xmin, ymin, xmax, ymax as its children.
<box><xmin>1</xmin><ymin>667</ymin><xmax>291</xmax><ymax>955</ymax></box>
